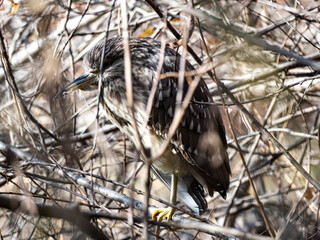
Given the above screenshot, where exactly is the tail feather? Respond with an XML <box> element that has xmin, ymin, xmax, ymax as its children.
<box><xmin>187</xmin><ymin>179</ymin><xmax>207</xmax><ymax>214</ymax></box>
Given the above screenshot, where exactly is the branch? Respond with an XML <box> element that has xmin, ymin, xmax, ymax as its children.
<box><xmin>209</xmin><ymin>52</ymin><xmax>320</xmax><ymax>95</ymax></box>
<box><xmin>149</xmin><ymin>1</ymin><xmax>320</xmax><ymax>191</ymax></box>
<box><xmin>0</xmin><ymin>195</ymin><xmax>108</xmax><ymax>240</ymax></box>
<box><xmin>183</xmin><ymin>5</ymin><xmax>320</xmax><ymax>70</ymax></box>
<box><xmin>0</xmin><ymin>140</ymin><xmax>273</xmax><ymax>240</ymax></box>
<box><xmin>0</xmin><ymin>194</ymin><xmax>273</xmax><ymax>240</ymax></box>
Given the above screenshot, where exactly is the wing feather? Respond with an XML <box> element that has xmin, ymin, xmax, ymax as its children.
<box><xmin>149</xmin><ymin>46</ymin><xmax>230</xmax><ymax>197</ymax></box>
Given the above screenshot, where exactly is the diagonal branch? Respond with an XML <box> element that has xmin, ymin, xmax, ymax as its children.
<box><xmin>0</xmin><ymin>140</ymin><xmax>273</xmax><ymax>240</ymax></box>
<box><xmin>0</xmin><ymin>196</ymin><xmax>109</xmax><ymax>240</ymax></box>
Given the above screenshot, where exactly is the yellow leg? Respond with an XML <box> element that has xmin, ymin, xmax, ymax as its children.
<box><xmin>153</xmin><ymin>173</ymin><xmax>178</xmax><ymax>238</ymax></box>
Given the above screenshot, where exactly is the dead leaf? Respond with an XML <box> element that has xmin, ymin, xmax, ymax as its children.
<box><xmin>138</xmin><ymin>26</ymin><xmax>155</xmax><ymax>38</ymax></box>
<box><xmin>8</xmin><ymin>0</ymin><xmax>19</xmax><ymax>15</ymax></box>
<box><xmin>171</xmin><ymin>18</ymin><xmax>180</xmax><ymax>22</ymax></box>
<box><xmin>304</xmin><ymin>188</ymin><xmax>314</xmax><ymax>200</ymax></box>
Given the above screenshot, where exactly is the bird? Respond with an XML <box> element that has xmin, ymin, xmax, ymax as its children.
<box><xmin>55</xmin><ymin>37</ymin><xmax>230</xmax><ymax>220</ymax></box>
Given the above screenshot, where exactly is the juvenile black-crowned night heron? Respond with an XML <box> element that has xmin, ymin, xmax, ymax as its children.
<box><xmin>56</xmin><ymin>37</ymin><xmax>230</xmax><ymax>220</ymax></box>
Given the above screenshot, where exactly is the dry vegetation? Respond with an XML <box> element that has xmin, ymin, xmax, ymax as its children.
<box><xmin>0</xmin><ymin>0</ymin><xmax>319</xmax><ymax>239</ymax></box>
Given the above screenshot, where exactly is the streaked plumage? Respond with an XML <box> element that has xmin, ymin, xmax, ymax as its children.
<box><xmin>57</xmin><ymin>37</ymin><xmax>230</xmax><ymax>215</ymax></box>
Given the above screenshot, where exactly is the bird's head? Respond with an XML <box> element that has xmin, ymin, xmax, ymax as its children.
<box><xmin>54</xmin><ymin>38</ymin><xmax>123</xmax><ymax>100</ymax></box>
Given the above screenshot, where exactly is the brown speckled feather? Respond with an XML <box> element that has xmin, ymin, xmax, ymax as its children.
<box><xmin>149</xmin><ymin>49</ymin><xmax>231</xmax><ymax>197</ymax></box>
<box><xmin>79</xmin><ymin>37</ymin><xmax>230</xmax><ymax>213</ymax></box>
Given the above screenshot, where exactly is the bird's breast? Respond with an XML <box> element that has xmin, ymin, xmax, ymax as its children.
<box><xmin>101</xmin><ymin>94</ymin><xmax>189</xmax><ymax>176</ymax></box>
<box><xmin>141</xmin><ymin>130</ymin><xmax>189</xmax><ymax>176</ymax></box>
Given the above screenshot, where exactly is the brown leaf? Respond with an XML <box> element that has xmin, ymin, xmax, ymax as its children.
<box><xmin>138</xmin><ymin>26</ymin><xmax>155</xmax><ymax>37</ymax></box>
<box><xmin>8</xmin><ymin>0</ymin><xmax>19</xmax><ymax>15</ymax></box>
<box><xmin>304</xmin><ymin>188</ymin><xmax>314</xmax><ymax>200</ymax></box>
<box><xmin>170</xmin><ymin>18</ymin><xmax>180</xmax><ymax>22</ymax></box>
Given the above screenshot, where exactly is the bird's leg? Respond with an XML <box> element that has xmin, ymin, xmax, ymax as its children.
<box><xmin>152</xmin><ymin>173</ymin><xmax>178</xmax><ymax>222</ymax></box>
<box><xmin>153</xmin><ymin>173</ymin><xmax>178</xmax><ymax>239</ymax></box>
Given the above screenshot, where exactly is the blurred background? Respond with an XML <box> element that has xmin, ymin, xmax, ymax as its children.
<box><xmin>0</xmin><ymin>0</ymin><xmax>319</xmax><ymax>239</ymax></box>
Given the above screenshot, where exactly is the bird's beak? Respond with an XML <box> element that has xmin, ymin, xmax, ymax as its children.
<box><xmin>54</xmin><ymin>72</ymin><xmax>97</xmax><ymax>100</ymax></box>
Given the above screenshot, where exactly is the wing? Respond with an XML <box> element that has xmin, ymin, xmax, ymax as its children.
<box><xmin>149</xmin><ymin>46</ymin><xmax>231</xmax><ymax>197</ymax></box>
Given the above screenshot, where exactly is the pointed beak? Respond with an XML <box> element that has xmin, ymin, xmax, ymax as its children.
<box><xmin>54</xmin><ymin>72</ymin><xmax>97</xmax><ymax>100</ymax></box>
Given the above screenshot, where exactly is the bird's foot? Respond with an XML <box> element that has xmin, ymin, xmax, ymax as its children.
<box><xmin>152</xmin><ymin>207</ymin><xmax>176</xmax><ymax>239</ymax></box>
<box><xmin>152</xmin><ymin>206</ymin><xmax>175</xmax><ymax>222</ymax></box>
